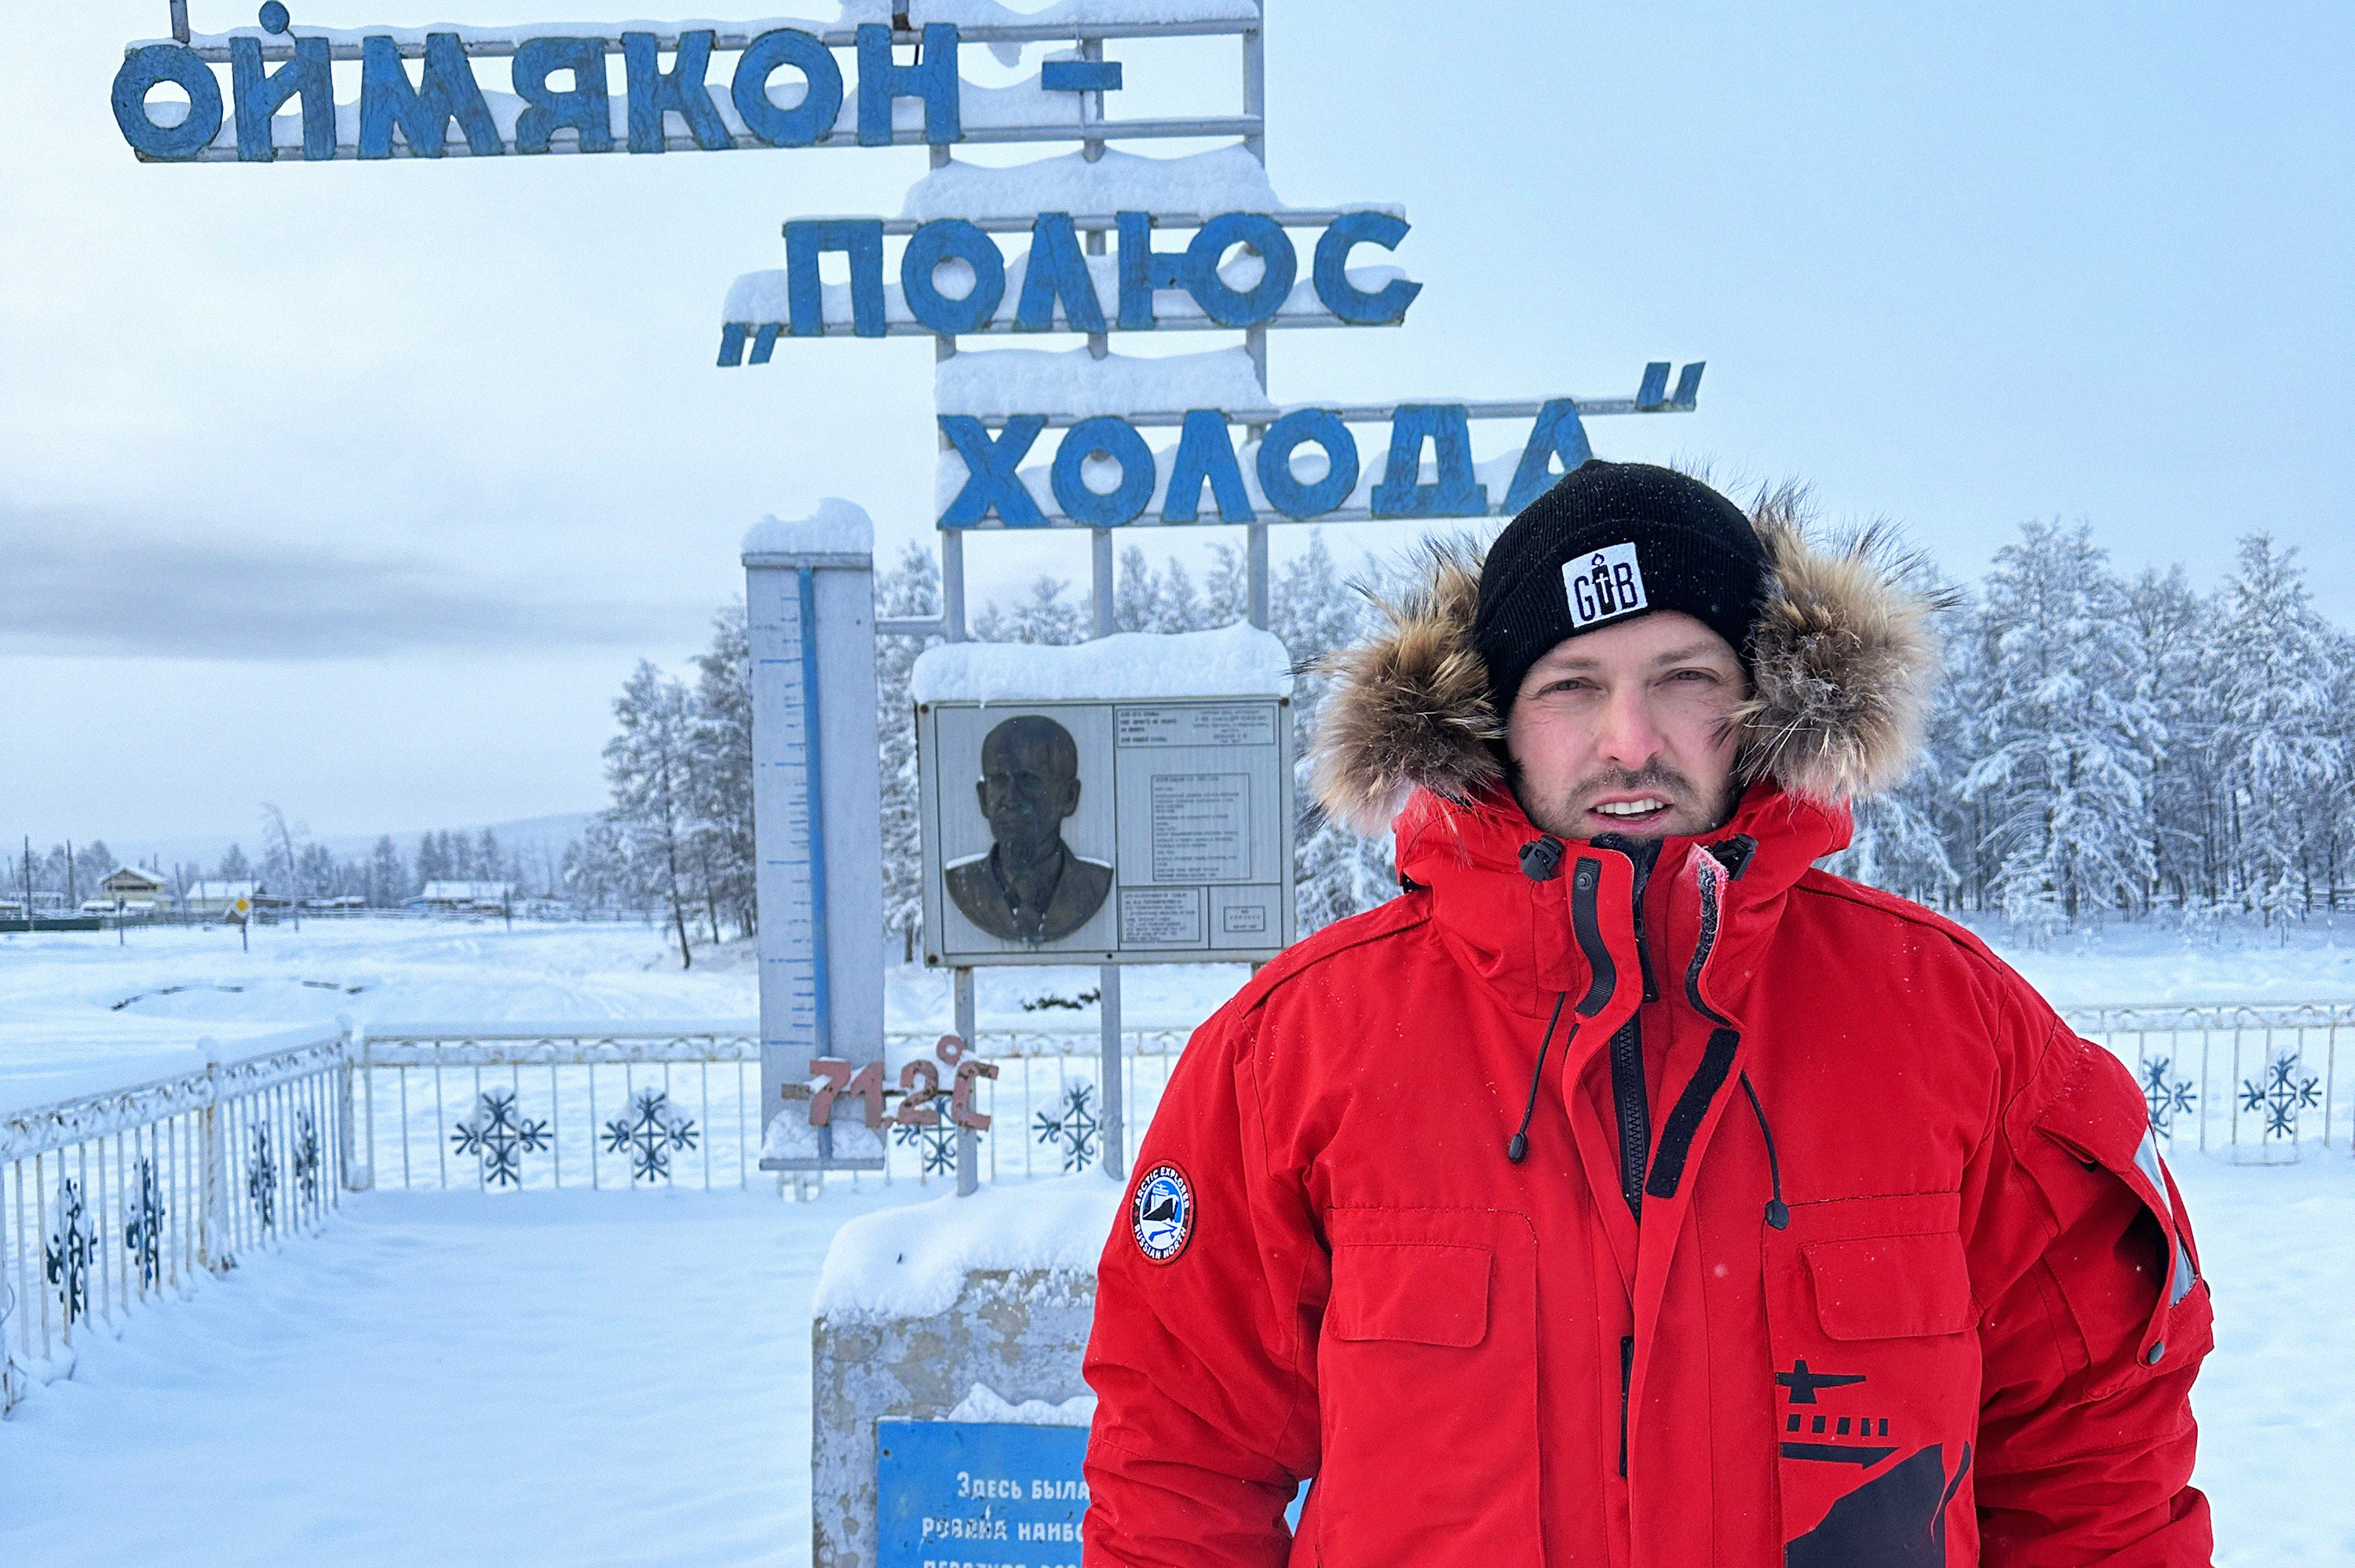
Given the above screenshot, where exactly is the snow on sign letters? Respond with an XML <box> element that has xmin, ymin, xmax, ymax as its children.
<box><xmin>911</xmin><ymin>629</ymin><xmax>1295</xmax><ymax>968</ymax></box>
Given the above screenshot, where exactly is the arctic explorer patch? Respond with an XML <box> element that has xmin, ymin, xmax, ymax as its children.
<box><xmin>1131</xmin><ymin>1162</ymin><xmax>1194</xmax><ymax>1264</ymax></box>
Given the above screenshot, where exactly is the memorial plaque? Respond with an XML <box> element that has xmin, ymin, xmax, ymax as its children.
<box><xmin>875</xmin><ymin>1420</ymin><xmax>1090</xmax><ymax>1568</ymax></box>
<box><xmin>918</xmin><ymin>695</ymin><xmax>1291</xmax><ymax>966</ymax></box>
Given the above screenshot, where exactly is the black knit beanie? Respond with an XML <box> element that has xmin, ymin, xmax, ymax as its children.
<box><xmin>1473</xmin><ymin>461</ymin><xmax>1769</xmax><ymax>721</ymax></box>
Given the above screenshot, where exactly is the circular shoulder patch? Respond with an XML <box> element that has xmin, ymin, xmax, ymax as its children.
<box><xmin>1131</xmin><ymin>1162</ymin><xmax>1195</xmax><ymax>1265</ymax></box>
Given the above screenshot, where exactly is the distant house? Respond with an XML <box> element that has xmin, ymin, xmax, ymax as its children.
<box><xmin>97</xmin><ymin>866</ymin><xmax>170</xmax><ymax>909</ymax></box>
<box><xmin>185</xmin><ymin>881</ymin><xmax>287</xmax><ymax>917</ymax></box>
<box><xmin>417</xmin><ymin>881</ymin><xmax>513</xmax><ymax>915</ymax></box>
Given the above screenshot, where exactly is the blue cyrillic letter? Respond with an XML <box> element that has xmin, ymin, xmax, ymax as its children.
<box><xmin>1313</xmin><ymin>211</ymin><xmax>1422</xmax><ymax>325</ymax></box>
<box><xmin>1015</xmin><ymin>213</ymin><xmax>1107</xmax><ymax>334</ymax></box>
<box><xmin>856</xmin><ymin>23</ymin><xmax>961</xmax><ymax>147</ymax></box>
<box><xmin>513</xmin><ymin>37</ymin><xmax>612</xmax><ymax>154</ymax></box>
<box><xmin>1502</xmin><ymin>400</ymin><xmax>1595</xmax><ymax>513</ymax></box>
<box><xmin>1162</xmin><ymin>410</ymin><xmax>1254</xmax><ymax>523</ymax></box>
<box><xmin>1052</xmin><ymin>418</ymin><xmax>1156</xmax><ymax>527</ymax></box>
<box><xmin>731</xmin><ymin>29</ymin><xmax>842</xmax><ymax>148</ymax></box>
<box><xmin>940</xmin><ymin>417</ymin><xmax>1050</xmax><ymax>528</ymax></box>
<box><xmin>112</xmin><ymin>45</ymin><xmax>222</xmax><ymax>160</ymax></box>
<box><xmin>360</xmin><ymin>33</ymin><xmax>502</xmax><ymax>158</ymax></box>
<box><xmin>230</xmin><ymin>35</ymin><xmax>332</xmax><ymax>162</ymax></box>
<box><xmin>902</xmin><ymin>221</ymin><xmax>1006</xmax><ymax>335</ymax></box>
<box><xmin>1257</xmin><ymin>410</ymin><xmax>1359</xmax><ymax>520</ymax></box>
<box><xmin>785</xmin><ymin>219</ymin><xmax>887</xmax><ymax>337</ymax></box>
<box><xmin>623</xmin><ymin>31</ymin><xmax>729</xmax><ymax>152</ymax></box>
<box><xmin>1115</xmin><ymin>212</ymin><xmax>1187</xmax><ymax>330</ymax></box>
<box><xmin>1184</xmin><ymin>213</ymin><xmax>1295</xmax><ymax>328</ymax></box>
<box><xmin>1371</xmin><ymin>405</ymin><xmax>1488</xmax><ymax>519</ymax></box>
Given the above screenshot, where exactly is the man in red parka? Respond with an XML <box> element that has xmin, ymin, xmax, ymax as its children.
<box><xmin>1083</xmin><ymin>462</ymin><xmax>2212</xmax><ymax>1566</ymax></box>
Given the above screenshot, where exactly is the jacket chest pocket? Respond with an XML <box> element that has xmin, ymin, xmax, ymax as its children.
<box><xmin>1762</xmin><ymin>1193</ymin><xmax>1981</xmax><ymax>1568</ymax></box>
<box><xmin>1314</xmin><ymin>1208</ymin><xmax>1539</xmax><ymax>1566</ymax></box>
<box><xmin>1330</xmin><ymin>1242</ymin><xmax>1492</xmax><ymax>1347</ymax></box>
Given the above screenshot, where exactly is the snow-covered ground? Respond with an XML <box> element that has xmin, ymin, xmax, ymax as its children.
<box><xmin>4</xmin><ymin>913</ymin><xmax>2353</xmax><ymax>1563</ymax></box>
<box><xmin>0</xmin><ymin>1158</ymin><xmax>2346</xmax><ymax>1565</ymax></box>
<box><xmin>0</xmin><ymin>917</ymin><xmax>1254</xmax><ymax>1113</ymax></box>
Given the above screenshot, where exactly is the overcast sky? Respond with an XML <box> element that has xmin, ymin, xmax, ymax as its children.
<box><xmin>3</xmin><ymin>1</ymin><xmax>2349</xmax><ymax>849</ymax></box>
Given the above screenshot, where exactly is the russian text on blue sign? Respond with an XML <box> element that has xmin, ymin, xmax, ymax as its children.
<box><xmin>112</xmin><ymin>20</ymin><xmax>1225</xmax><ymax>161</ymax></box>
<box><xmin>720</xmin><ymin>210</ymin><xmax>1416</xmax><ymax>350</ymax></box>
<box><xmin>931</xmin><ymin>392</ymin><xmax>1712</xmax><ymax>527</ymax></box>
<box><xmin>875</xmin><ymin>1420</ymin><xmax>1090</xmax><ymax>1568</ymax></box>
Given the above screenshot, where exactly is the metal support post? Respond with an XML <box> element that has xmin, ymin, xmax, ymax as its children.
<box><xmin>1246</xmin><ymin>319</ymin><xmax>1272</xmax><ymax>629</ymax></box>
<box><xmin>955</xmin><ymin>966</ymin><xmax>980</xmax><ymax>1194</ymax></box>
<box><xmin>198</xmin><ymin>1045</ymin><xmax>225</xmax><ymax>1271</ymax></box>
<box><xmin>1247</xmin><ymin>524</ymin><xmax>1270</xmax><ymax>629</ymax></box>
<box><xmin>1242</xmin><ymin>8</ymin><xmax>1265</xmax><ymax>163</ymax></box>
<box><xmin>942</xmin><ymin>529</ymin><xmax>967</xmax><ymax>642</ymax></box>
<box><xmin>1099</xmin><ymin>964</ymin><xmax>1125</xmax><ymax>1181</ymax></box>
<box><xmin>1093</xmin><ymin>529</ymin><xmax>1116</xmax><ymax>638</ymax></box>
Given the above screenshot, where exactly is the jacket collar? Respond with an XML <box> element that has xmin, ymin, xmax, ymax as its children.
<box><xmin>1395</xmin><ymin>779</ymin><xmax>1851</xmax><ymax>1021</ymax></box>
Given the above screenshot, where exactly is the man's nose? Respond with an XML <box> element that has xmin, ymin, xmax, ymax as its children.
<box><xmin>1593</xmin><ymin>686</ymin><xmax>1667</xmax><ymax>770</ymax></box>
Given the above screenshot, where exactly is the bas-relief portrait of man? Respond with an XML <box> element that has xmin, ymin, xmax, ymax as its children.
<box><xmin>944</xmin><ymin>714</ymin><xmax>1114</xmax><ymax>944</ymax></box>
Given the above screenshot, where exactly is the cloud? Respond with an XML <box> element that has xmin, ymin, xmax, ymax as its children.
<box><xmin>0</xmin><ymin>505</ymin><xmax>704</xmax><ymax>659</ymax></box>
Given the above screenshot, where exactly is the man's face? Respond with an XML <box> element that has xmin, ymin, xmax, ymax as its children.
<box><xmin>977</xmin><ymin>725</ymin><xmax>1081</xmax><ymax>859</ymax></box>
<box><xmin>1504</xmin><ymin>610</ymin><xmax>1747</xmax><ymax>841</ymax></box>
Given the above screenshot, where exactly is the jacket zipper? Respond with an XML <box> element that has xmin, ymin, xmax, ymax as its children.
<box><xmin>1619</xmin><ymin>1333</ymin><xmax>1635</xmax><ymax>1478</ymax></box>
<box><xmin>1593</xmin><ymin>838</ymin><xmax>1660</xmax><ymax>1223</ymax></box>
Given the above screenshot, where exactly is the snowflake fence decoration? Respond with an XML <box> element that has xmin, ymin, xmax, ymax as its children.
<box><xmin>452</xmin><ymin>1088</ymin><xmax>553</xmax><ymax>1189</ymax></box>
<box><xmin>292</xmin><ymin>1110</ymin><xmax>322</xmax><ymax>1205</ymax></box>
<box><xmin>1035</xmin><ymin>1081</ymin><xmax>1101</xmax><ymax>1172</ymax></box>
<box><xmin>602</xmin><ymin>1088</ymin><xmax>698</xmax><ymax>1183</ymax></box>
<box><xmin>43</xmin><ymin>1178</ymin><xmax>98</xmax><ymax>1323</ymax></box>
<box><xmin>2240</xmin><ymin>1053</ymin><xmax>2322</xmax><ymax>1143</ymax></box>
<box><xmin>247</xmin><ymin>1126</ymin><xmax>277</xmax><ymax>1230</ymax></box>
<box><xmin>891</xmin><ymin>1088</ymin><xmax>958</xmax><ymax>1176</ymax></box>
<box><xmin>2140</xmin><ymin>1057</ymin><xmax>2197</xmax><ymax>1140</ymax></box>
<box><xmin>122</xmin><ymin>1158</ymin><xmax>166</xmax><ymax>1288</ymax></box>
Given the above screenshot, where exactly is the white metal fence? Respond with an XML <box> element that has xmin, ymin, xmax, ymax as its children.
<box><xmin>2</xmin><ymin>1026</ymin><xmax>347</xmax><ymax>1410</ymax></box>
<box><xmin>5</xmin><ymin>1002</ymin><xmax>2346</xmax><ymax>1413</ymax></box>
<box><xmin>350</xmin><ymin>1022</ymin><xmax>1192</xmax><ymax>1194</ymax></box>
<box><xmin>2061</xmin><ymin>1001</ymin><xmax>2353</xmax><ymax>1158</ymax></box>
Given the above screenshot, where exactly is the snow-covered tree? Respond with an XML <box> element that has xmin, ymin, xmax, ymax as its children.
<box><xmin>2206</xmin><ymin>534</ymin><xmax>2346</xmax><ymax>918</ymax></box>
<box><xmin>369</xmin><ymin>835</ymin><xmax>407</xmax><ymax>906</ymax></box>
<box><xmin>216</xmin><ymin>843</ymin><xmax>252</xmax><ymax>882</ymax></box>
<box><xmin>1956</xmin><ymin>520</ymin><xmax>2161</xmax><ymax>928</ymax></box>
<box><xmin>603</xmin><ymin>661</ymin><xmax>700</xmax><ymax>967</ymax></box>
<box><xmin>876</xmin><ymin>544</ymin><xmax>943</xmax><ymax>961</ymax></box>
<box><xmin>690</xmin><ymin>602</ymin><xmax>758</xmax><ymax>940</ymax></box>
<box><xmin>973</xmin><ymin>576</ymin><xmax>1086</xmax><ymax>645</ymax></box>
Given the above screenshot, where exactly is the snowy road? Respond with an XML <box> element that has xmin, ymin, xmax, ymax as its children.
<box><xmin>3</xmin><ymin>1154</ymin><xmax>2350</xmax><ymax>1566</ymax></box>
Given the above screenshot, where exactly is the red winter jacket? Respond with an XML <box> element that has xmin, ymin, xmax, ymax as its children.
<box><xmin>1083</xmin><ymin>528</ymin><xmax>2211</xmax><ymax>1568</ymax></box>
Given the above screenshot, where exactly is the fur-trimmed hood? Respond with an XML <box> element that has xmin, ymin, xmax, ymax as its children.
<box><xmin>1310</xmin><ymin>485</ymin><xmax>1941</xmax><ymax>835</ymax></box>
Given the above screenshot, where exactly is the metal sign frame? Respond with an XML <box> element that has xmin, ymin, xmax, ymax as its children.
<box><xmin>916</xmin><ymin>694</ymin><xmax>1294</xmax><ymax>969</ymax></box>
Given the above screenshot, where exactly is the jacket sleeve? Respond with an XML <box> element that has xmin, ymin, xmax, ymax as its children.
<box><xmin>1083</xmin><ymin>997</ymin><xmax>1326</xmax><ymax>1568</ymax></box>
<box><xmin>1966</xmin><ymin>1004</ymin><xmax>2214</xmax><ymax>1567</ymax></box>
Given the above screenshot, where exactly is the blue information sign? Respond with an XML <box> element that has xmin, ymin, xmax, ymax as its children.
<box><xmin>876</xmin><ymin>1420</ymin><xmax>1090</xmax><ymax>1568</ymax></box>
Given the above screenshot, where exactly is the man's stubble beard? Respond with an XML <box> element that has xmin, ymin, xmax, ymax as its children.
<box><xmin>1516</xmin><ymin>760</ymin><xmax>1737</xmax><ymax>842</ymax></box>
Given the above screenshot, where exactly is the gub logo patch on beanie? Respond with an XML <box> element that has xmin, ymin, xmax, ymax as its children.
<box><xmin>1562</xmin><ymin>542</ymin><xmax>1649</xmax><ymax>630</ymax></box>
